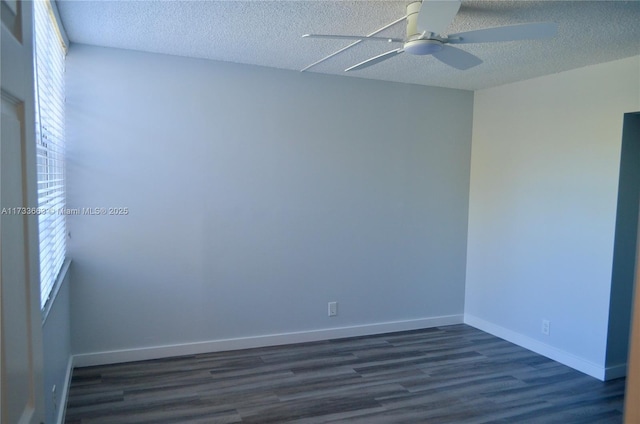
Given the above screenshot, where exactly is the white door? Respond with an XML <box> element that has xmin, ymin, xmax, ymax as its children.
<box><xmin>1</xmin><ymin>1</ymin><xmax>45</xmax><ymax>423</ymax></box>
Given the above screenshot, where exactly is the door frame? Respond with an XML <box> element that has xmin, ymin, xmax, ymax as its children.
<box><xmin>624</xmin><ymin>113</ymin><xmax>640</xmax><ymax>423</ymax></box>
<box><xmin>1</xmin><ymin>0</ymin><xmax>46</xmax><ymax>422</ymax></box>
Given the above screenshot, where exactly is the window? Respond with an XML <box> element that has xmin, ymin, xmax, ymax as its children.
<box><xmin>33</xmin><ymin>0</ymin><xmax>67</xmax><ymax>309</ymax></box>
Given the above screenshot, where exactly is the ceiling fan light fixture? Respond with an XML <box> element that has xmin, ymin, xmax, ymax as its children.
<box><xmin>404</xmin><ymin>39</ymin><xmax>443</xmax><ymax>55</ymax></box>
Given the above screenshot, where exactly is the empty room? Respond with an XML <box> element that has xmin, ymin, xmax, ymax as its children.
<box><xmin>2</xmin><ymin>0</ymin><xmax>640</xmax><ymax>423</ymax></box>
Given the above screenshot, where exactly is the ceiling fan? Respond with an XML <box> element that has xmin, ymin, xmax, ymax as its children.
<box><xmin>302</xmin><ymin>0</ymin><xmax>557</xmax><ymax>71</ymax></box>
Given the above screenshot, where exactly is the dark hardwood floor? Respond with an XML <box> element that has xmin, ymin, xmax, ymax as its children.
<box><xmin>65</xmin><ymin>324</ymin><xmax>626</xmax><ymax>423</ymax></box>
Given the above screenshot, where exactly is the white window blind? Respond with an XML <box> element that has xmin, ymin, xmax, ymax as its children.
<box><xmin>34</xmin><ymin>0</ymin><xmax>67</xmax><ymax>309</ymax></box>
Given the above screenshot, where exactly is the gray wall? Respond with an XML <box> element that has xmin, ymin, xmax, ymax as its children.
<box><xmin>66</xmin><ymin>45</ymin><xmax>473</xmax><ymax>358</ymax></box>
<box><xmin>466</xmin><ymin>56</ymin><xmax>640</xmax><ymax>378</ymax></box>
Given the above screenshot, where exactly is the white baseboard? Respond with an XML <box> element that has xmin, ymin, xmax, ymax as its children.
<box><xmin>56</xmin><ymin>356</ymin><xmax>74</xmax><ymax>424</ymax></box>
<box><xmin>73</xmin><ymin>314</ymin><xmax>464</xmax><ymax>368</ymax></box>
<box><xmin>464</xmin><ymin>314</ymin><xmax>616</xmax><ymax>381</ymax></box>
<box><xmin>605</xmin><ymin>363</ymin><xmax>627</xmax><ymax>380</ymax></box>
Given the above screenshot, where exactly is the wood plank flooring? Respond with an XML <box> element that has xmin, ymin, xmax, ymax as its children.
<box><xmin>65</xmin><ymin>325</ymin><xmax>626</xmax><ymax>423</ymax></box>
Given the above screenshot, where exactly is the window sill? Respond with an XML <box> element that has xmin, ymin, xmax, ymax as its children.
<box><xmin>41</xmin><ymin>258</ymin><xmax>71</xmax><ymax>325</ymax></box>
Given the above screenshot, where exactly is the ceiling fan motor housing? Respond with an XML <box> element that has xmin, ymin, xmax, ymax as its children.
<box><xmin>405</xmin><ymin>1</ymin><xmax>444</xmax><ymax>55</ymax></box>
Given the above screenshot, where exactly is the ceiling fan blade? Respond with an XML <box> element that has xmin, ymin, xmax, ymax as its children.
<box><xmin>417</xmin><ymin>0</ymin><xmax>462</xmax><ymax>34</ymax></box>
<box><xmin>432</xmin><ymin>45</ymin><xmax>482</xmax><ymax>70</ymax></box>
<box><xmin>302</xmin><ymin>34</ymin><xmax>404</xmax><ymax>43</ymax></box>
<box><xmin>345</xmin><ymin>49</ymin><xmax>404</xmax><ymax>72</ymax></box>
<box><xmin>447</xmin><ymin>22</ymin><xmax>557</xmax><ymax>44</ymax></box>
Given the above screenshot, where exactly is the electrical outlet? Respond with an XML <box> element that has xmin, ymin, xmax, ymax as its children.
<box><xmin>542</xmin><ymin>319</ymin><xmax>550</xmax><ymax>336</ymax></box>
<box><xmin>328</xmin><ymin>301</ymin><xmax>338</xmax><ymax>317</ymax></box>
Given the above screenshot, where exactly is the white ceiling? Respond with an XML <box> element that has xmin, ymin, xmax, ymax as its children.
<box><xmin>57</xmin><ymin>0</ymin><xmax>640</xmax><ymax>91</ymax></box>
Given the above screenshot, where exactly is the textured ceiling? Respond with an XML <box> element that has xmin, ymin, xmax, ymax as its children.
<box><xmin>57</xmin><ymin>1</ymin><xmax>640</xmax><ymax>90</ymax></box>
